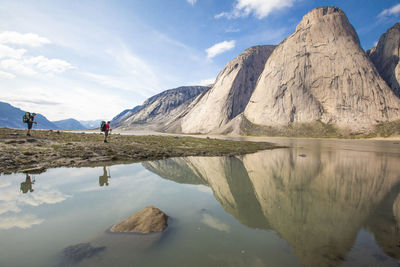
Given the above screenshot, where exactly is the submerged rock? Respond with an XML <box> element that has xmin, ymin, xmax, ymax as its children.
<box><xmin>110</xmin><ymin>206</ymin><xmax>168</xmax><ymax>234</ymax></box>
<box><xmin>63</xmin><ymin>243</ymin><xmax>106</xmax><ymax>263</ymax></box>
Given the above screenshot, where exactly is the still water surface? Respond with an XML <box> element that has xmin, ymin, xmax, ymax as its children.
<box><xmin>0</xmin><ymin>139</ymin><xmax>399</xmax><ymax>266</ymax></box>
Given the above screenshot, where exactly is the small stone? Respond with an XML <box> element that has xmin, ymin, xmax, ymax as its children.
<box><xmin>110</xmin><ymin>206</ymin><xmax>168</xmax><ymax>234</ymax></box>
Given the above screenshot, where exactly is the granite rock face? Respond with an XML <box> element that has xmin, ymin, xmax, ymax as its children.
<box><xmin>118</xmin><ymin>86</ymin><xmax>209</xmax><ymax>131</ymax></box>
<box><xmin>368</xmin><ymin>22</ymin><xmax>400</xmax><ymax>98</ymax></box>
<box><xmin>243</xmin><ymin>7</ymin><xmax>400</xmax><ymax>131</ymax></box>
<box><xmin>110</xmin><ymin>206</ymin><xmax>168</xmax><ymax>234</ymax></box>
<box><xmin>180</xmin><ymin>46</ymin><xmax>275</xmax><ymax>133</ymax></box>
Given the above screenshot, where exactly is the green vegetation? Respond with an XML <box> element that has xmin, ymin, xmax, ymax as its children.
<box><xmin>373</xmin><ymin>121</ymin><xmax>400</xmax><ymax>138</ymax></box>
<box><xmin>241</xmin><ymin>116</ymin><xmax>400</xmax><ymax>139</ymax></box>
<box><xmin>241</xmin><ymin>117</ymin><xmax>340</xmax><ymax>137</ymax></box>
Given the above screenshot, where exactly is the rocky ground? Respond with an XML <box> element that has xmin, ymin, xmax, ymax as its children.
<box><xmin>0</xmin><ymin>128</ymin><xmax>283</xmax><ymax>174</ymax></box>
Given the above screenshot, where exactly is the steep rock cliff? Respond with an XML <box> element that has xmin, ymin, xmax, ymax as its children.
<box><xmin>368</xmin><ymin>22</ymin><xmax>400</xmax><ymax>98</ymax></box>
<box><xmin>244</xmin><ymin>7</ymin><xmax>400</xmax><ymax>131</ymax></box>
<box><xmin>180</xmin><ymin>46</ymin><xmax>275</xmax><ymax>133</ymax></box>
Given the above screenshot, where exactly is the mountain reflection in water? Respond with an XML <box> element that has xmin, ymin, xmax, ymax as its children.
<box><xmin>142</xmin><ymin>146</ymin><xmax>400</xmax><ymax>267</ymax></box>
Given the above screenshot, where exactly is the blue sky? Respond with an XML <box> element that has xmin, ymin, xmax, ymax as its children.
<box><xmin>0</xmin><ymin>0</ymin><xmax>399</xmax><ymax>121</ymax></box>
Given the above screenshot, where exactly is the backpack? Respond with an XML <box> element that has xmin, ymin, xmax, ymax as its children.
<box><xmin>23</xmin><ymin>112</ymin><xmax>30</xmax><ymax>123</ymax></box>
<box><xmin>100</xmin><ymin>121</ymin><xmax>106</xmax><ymax>132</ymax></box>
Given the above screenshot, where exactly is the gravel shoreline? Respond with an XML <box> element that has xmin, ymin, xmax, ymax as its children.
<box><xmin>0</xmin><ymin>128</ymin><xmax>284</xmax><ymax>174</ymax></box>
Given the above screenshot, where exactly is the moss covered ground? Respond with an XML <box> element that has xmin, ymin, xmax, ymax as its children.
<box><xmin>0</xmin><ymin>128</ymin><xmax>283</xmax><ymax>174</ymax></box>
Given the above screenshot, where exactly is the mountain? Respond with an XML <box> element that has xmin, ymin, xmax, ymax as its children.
<box><xmin>117</xmin><ymin>86</ymin><xmax>210</xmax><ymax>131</ymax></box>
<box><xmin>79</xmin><ymin>120</ymin><xmax>103</xmax><ymax>129</ymax></box>
<box><xmin>367</xmin><ymin>22</ymin><xmax>400</xmax><ymax>98</ymax></box>
<box><xmin>111</xmin><ymin>105</ymin><xmax>141</xmax><ymax>127</ymax></box>
<box><xmin>180</xmin><ymin>45</ymin><xmax>275</xmax><ymax>134</ymax></box>
<box><xmin>243</xmin><ymin>7</ymin><xmax>400</xmax><ymax>132</ymax></box>
<box><xmin>116</xmin><ymin>7</ymin><xmax>400</xmax><ymax>135</ymax></box>
<box><xmin>0</xmin><ymin>101</ymin><xmax>59</xmax><ymax>129</ymax></box>
<box><xmin>52</xmin><ymin>118</ymin><xmax>86</xmax><ymax>130</ymax></box>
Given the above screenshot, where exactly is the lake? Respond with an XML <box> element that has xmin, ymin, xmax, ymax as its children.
<box><xmin>0</xmin><ymin>139</ymin><xmax>399</xmax><ymax>266</ymax></box>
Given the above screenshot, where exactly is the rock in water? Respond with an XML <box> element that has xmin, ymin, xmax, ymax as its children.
<box><xmin>63</xmin><ymin>243</ymin><xmax>106</xmax><ymax>263</ymax></box>
<box><xmin>368</xmin><ymin>22</ymin><xmax>400</xmax><ymax>98</ymax></box>
<box><xmin>244</xmin><ymin>7</ymin><xmax>400</xmax><ymax>131</ymax></box>
<box><xmin>110</xmin><ymin>206</ymin><xmax>168</xmax><ymax>234</ymax></box>
<box><xmin>180</xmin><ymin>45</ymin><xmax>275</xmax><ymax>133</ymax></box>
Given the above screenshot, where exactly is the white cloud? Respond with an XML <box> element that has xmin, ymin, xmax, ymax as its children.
<box><xmin>225</xmin><ymin>27</ymin><xmax>241</xmax><ymax>33</ymax></box>
<box><xmin>26</xmin><ymin>56</ymin><xmax>74</xmax><ymax>73</ymax></box>
<box><xmin>194</xmin><ymin>78</ymin><xmax>215</xmax><ymax>86</ymax></box>
<box><xmin>20</xmin><ymin>190</ymin><xmax>70</xmax><ymax>207</ymax></box>
<box><xmin>0</xmin><ymin>70</ymin><xmax>15</xmax><ymax>79</ymax></box>
<box><xmin>0</xmin><ymin>44</ymin><xmax>26</xmax><ymax>59</ymax></box>
<box><xmin>0</xmin><ymin>201</ymin><xmax>20</xmax><ymax>215</ymax></box>
<box><xmin>379</xmin><ymin>4</ymin><xmax>400</xmax><ymax>17</ymax></box>
<box><xmin>206</xmin><ymin>40</ymin><xmax>235</xmax><ymax>58</ymax></box>
<box><xmin>104</xmin><ymin>45</ymin><xmax>163</xmax><ymax>96</ymax></box>
<box><xmin>0</xmin><ymin>31</ymin><xmax>51</xmax><ymax>47</ymax></box>
<box><xmin>0</xmin><ymin>31</ymin><xmax>72</xmax><ymax>77</ymax></box>
<box><xmin>81</xmin><ymin>72</ymin><xmax>134</xmax><ymax>92</ymax></box>
<box><xmin>0</xmin><ymin>214</ymin><xmax>44</xmax><ymax>229</ymax></box>
<box><xmin>196</xmin><ymin>185</ymin><xmax>213</xmax><ymax>193</ymax></box>
<box><xmin>215</xmin><ymin>0</ymin><xmax>296</xmax><ymax>19</ymax></box>
<box><xmin>187</xmin><ymin>0</ymin><xmax>197</xmax><ymax>6</ymax></box>
<box><xmin>201</xmin><ymin>214</ymin><xmax>230</xmax><ymax>232</ymax></box>
<box><xmin>0</xmin><ymin>55</ymin><xmax>74</xmax><ymax>76</ymax></box>
<box><xmin>215</xmin><ymin>12</ymin><xmax>230</xmax><ymax>19</ymax></box>
<box><xmin>0</xmin><ymin>182</ymin><xmax>69</xmax><ymax>215</ymax></box>
<box><xmin>1</xmin><ymin>59</ymin><xmax>37</xmax><ymax>76</ymax></box>
<box><xmin>0</xmin><ymin>181</ymin><xmax>11</xmax><ymax>188</ymax></box>
<box><xmin>4</xmin><ymin>83</ymin><xmax>128</xmax><ymax>121</ymax></box>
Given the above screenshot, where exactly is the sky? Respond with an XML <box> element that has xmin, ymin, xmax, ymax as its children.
<box><xmin>0</xmin><ymin>0</ymin><xmax>399</xmax><ymax>121</ymax></box>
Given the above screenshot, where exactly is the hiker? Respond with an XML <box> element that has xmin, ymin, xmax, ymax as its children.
<box><xmin>99</xmin><ymin>166</ymin><xmax>110</xmax><ymax>186</ymax></box>
<box><xmin>20</xmin><ymin>174</ymin><xmax>34</xmax><ymax>193</ymax></box>
<box><xmin>104</xmin><ymin>121</ymin><xmax>111</xmax><ymax>143</ymax></box>
<box><xmin>23</xmin><ymin>112</ymin><xmax>37</xmax><ymax>136</ymax></box>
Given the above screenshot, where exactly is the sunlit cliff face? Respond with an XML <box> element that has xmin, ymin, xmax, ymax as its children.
<box><xmin>144</xmin><ymin>144</ymin><xmax>400</xmax><ymax>266</ymax></box>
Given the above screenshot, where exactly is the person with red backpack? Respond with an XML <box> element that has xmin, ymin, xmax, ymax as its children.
<box><xmin>104</xmin><ymin>121</ymin><xmax>111</xmax><ymax>143</ymax></box>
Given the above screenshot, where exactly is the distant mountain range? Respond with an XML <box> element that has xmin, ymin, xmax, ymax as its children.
<box><xmin>114</xmin><ymin>7</ymin><xmax>400</xmax><ymax>135</ymax></box>
<box><xmin>0</xmin><ymin>102</ymin><xmax>103</xmax><ymax>130</ymax></box>
<box><xmin>79</xmin><ymin>120</ymin><xmax>103</xmax><ymax>129</ymax></box>
<box><xmin>112</xmin><ymin>86</ymin><xmax>210</xmax><ymax>131</ymax></box>
<box><xmin>53</xmin><ymin>118</ymin><xmax>86</xmax><ymax>130</ymax></box>
<box><xmin>111</xmin><ymin>105</ymin><xmax>142</xmax><ymax>127</ymax></box>
<box><xmin>0</xmin><ymin>101</ymin><xmax>59</xmax><ymax>129</ymax></box>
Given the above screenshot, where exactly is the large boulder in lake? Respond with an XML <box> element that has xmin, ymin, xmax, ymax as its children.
<box><xmin>110</xmin><ymin>206</ymin><xmax>168</xmax><ymax>234</ymax></box>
